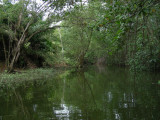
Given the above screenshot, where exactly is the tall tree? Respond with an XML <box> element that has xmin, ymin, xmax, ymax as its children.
<box><xmin>0</xmin><ymin>0</ymin><xmax>72</xmax><ymax>72</ymax></box>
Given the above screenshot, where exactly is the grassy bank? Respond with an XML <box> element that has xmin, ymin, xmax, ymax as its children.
<box><xmin>0</xmin><ymin>68</ymin><xmax>58</xmax><ymax>89</ymax></box>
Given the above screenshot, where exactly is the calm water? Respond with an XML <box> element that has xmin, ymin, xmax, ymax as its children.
<box><xmin>0</xmin><ymin>66</ymin><xmax>160</xmax><ymax>120</ymax></box>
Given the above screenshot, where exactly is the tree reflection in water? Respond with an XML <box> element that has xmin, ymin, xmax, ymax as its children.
<box><xmin>0</xmin><ymin>66</ymin><xmax>159</xmax><ymax>120</ymax></box>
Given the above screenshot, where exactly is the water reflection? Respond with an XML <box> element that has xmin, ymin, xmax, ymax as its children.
<box><xmin>0</xmin><ymin>66</ymin><xmax>160</xmax><ymax>120</ymax></box>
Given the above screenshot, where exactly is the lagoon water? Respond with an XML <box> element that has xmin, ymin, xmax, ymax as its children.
<box><xmin>0</xmin><ymin>66</ymin><xmax>159</xmax><ymax>120</ymax></box>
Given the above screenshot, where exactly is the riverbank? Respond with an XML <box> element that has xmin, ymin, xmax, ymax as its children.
<box><xmin>0</xmin><ymin>68</ymin><xmax>58</xmax><ymax>89</ymax></box>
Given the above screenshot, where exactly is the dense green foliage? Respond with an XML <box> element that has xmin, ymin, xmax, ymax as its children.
<box><xmin>0</xmin><ymin>0</ymin><xmax>160</xmax><ymax>71</ymax></box>
<box><xmin>58</xmin><ymin>0</ymin><xmax>160</xmax><ymax>71</ymax></box>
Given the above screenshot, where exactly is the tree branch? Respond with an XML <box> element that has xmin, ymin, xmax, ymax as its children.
<box><xmin>27</xmin><ymin>25</ymin><xmax>69</xmax><ymax>42</ymax></box>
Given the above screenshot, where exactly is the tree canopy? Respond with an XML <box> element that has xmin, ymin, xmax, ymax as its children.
<box><xmin>0</xmin><ymin>0</ymin><xmax>160</xmax><ymax>72</ymax></box>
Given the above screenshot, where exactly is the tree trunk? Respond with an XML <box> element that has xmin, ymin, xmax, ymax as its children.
<box><xmin>8</xmin><ymin>36</ymin><xmax>25</xmax><ymax>72</ymax></box>
<box><xmin>8</xmin><ymin>48</ymin><xmax>20</xmax><ymax>72</ymax></box>
<box><xmin>7</xmin><ymin>20</ymin><xmax>30</xmax><ymax>72</ymax></box>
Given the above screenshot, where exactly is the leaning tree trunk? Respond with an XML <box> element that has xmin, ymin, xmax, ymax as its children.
<box><xmin>7</xmin><ymin>19</ymin><xmax>31</xmax><ymax>72</ymax></box>
<box><xmin>8</xmin><ymin>48</ymin><xmax>20</xmax><ymax>72</ymax></box>
<box><xmin>8</xmin><ymin>36</ymin><xmax>25</xmax><ymax>72</ymax></box>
